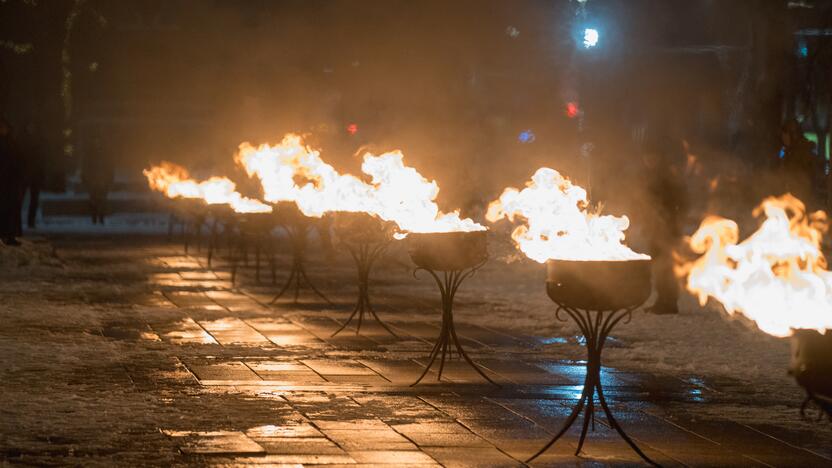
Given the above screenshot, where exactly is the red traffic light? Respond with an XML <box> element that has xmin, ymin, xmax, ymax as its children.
<box><xmin>566</xmin><ymin>102</ymin><xmax>579</xmax><ymax>119</ymax></box>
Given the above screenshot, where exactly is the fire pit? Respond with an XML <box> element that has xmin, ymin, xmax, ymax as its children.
<box><xmin>677</xmin><ymin>194</ymin><xmax>832</xmax><ymax>424</ymax></box>
<box><xmin>331</xmin><ymin>212</ymin><xmax>398</xmax><ymax>337</ymax></box>
<box><xmin>230</xmin><ymin>211</ymin><xmax>278</xmax><ymax>285</ymax></box>
<box><xmin>789</xmin><ymin>329</ymin><xmax>832</xmax><ymax>420</ymax></box>
<box><xmin>407</xmin><ymin>230</ymin><xmax>497</xmax><ymax>386</ymax></box>
<box><xmin>527</xmin><ymin>258</ymin><xmax>658</xmax><ymax>466</ymax></box>
<box><xmin>269</xmin><ymin>202</ymin><xmax>333</xmax><ymax>306</ymax></box>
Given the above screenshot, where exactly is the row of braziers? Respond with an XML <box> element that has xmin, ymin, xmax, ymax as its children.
<box><xmin>166</xmin><ymin>199</ymin><xmax>832</xmax><ymax>466</ymax></box>
<box><xmin>165</xmin><ymin>197</ymin><xmax>670</xmax><ymax>466</ymax></box>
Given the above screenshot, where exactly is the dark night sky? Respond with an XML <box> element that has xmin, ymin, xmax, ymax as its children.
<box><xmin>2</xmin><ymin>0</ymin><xmax>828</xmax><ymax>213</ymax></box>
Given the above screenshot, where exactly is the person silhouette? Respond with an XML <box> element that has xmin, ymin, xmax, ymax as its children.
<box><xmin>81</xmin><ymin>131</ymin><xmax>114</xmax><ymax>224</ymax></box>
<box><xmin>0</xmin><ymin>118</ymin><xmax>24</xmax><ymax>245</ymax></box>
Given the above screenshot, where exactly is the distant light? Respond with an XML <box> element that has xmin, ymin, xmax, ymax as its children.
<box><xmin>518</xmin><ymin>130</ymin><xmax>535</xmax><ymax>143</ymax></box>
<box><xmin>505</xmin><ymin>26</ymin><xmax>520</xmax><ymax>39</ymax></box>
<box><xmin>798</xmin><ymin>40</ymin><xmax>809</xmax><ymax>57</ymax></box>
<box><xmin>346</xmin><ymin>123</ymin><xmax>358</xmax><ymax>135</ymax></box>
<box><xmin>583</xmin><ymin>28</ymin><xmax>599</xmax><ymax>48</ymax></box>
<box><xmin>566</xmin><ymin>102</ymin><xmax>580</xmax><ymax>119</ymax></box>
<box><xmin>779</xmin><ymin>147</ymin><xmax>786</xmax><ymax>159</ymax></box>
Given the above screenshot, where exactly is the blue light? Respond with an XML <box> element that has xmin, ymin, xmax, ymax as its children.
<box><xmin>518</xmin><ymin>129</ymin><xmax>536</xmax><ymax>143</ymax></box>
<box><xmin>798</xmin><ymin>39</ymin><xmax>809</xmax><ymax>57</ymax></box>
<box><xmin>539</xmin><ymin>337</ymin><xmax>568</xmax><ymax>345</ymax></box>
<box><xmin>583</xmin><ymin>28</ymin><xmax>599</xmax><ymax>48</ymax></box>
<box><xmin>779</xmin><ymin>147</ymin><xmax>786</xmax><ymax>159</ymax></box>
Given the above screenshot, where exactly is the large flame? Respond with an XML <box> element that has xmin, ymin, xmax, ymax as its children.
<box><xmin>485</xmin><ymin>167</ymin><xmax>648</xmax><ymax>262</ymax></box>
<box><xmin>235</xmin><ymin>133</ymin><xmax>484</xmax><ymax>233</ymax></box>
<box><xmin>143</xmin><ymin>162</ymin><xmax>272</xmax><ymax>214</ymax></box>
<box><xmin>678</xmin><ymin>194</ymin><xmax>832</xmax><ymax>337</ymax></box>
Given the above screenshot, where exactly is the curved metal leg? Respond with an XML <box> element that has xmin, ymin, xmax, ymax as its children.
<box><xmin>298</xmin><ymin>267</ymin><xmax>334</xmax><ymax>305</ymax></box>
<box><xmin>332</xmin><ymin>302</ymin><xmax>362</xmax><ymax>337</ymax></box>
<box><xmin>448</xmin><ymin>316</ymin><xmax>497</xmax><ymax>385</ymax></box>
<box><xmin>367</xmin><ymin>300</ymin><xmax>399</xmax><ymax>337</ymax></box>
<box><xmin>183</xmin><ymin>217</ymin><xmax>190</xmax><ymax>254</ymax></box>
<box><xmin>596</xmin><ymin>382</ymin><xmax>661</xmax><ymax>466</ymax></box>
<box><xmin>255</xmin><ymin>244</ymin><xmax>262</xmax><ymax>283</ymax></box>
<box><xmin>270</xmin><ymin>223</ymin><xmax>333</xmax><ymax>306</ymax></box>
<box><xmin>207</xmin><ymin>218</ymin><xmax>219</xmax><ymax>267</ymax></box>
<box><xmin>333</xmin><ymin>240</ymin><xmax>396</xmax><ymax>337</ymax></box>
<box><xmin>270</xmin><ymin>266</ymin><xmax>298</xmax><ymax>304</ymax></box>
<box><xmin>411</xmin><ymin>264</ymin><xmax>497</xmax><ymax>386</ymax></box>
<box><xmin>168</xmin><ymin>213</ymin><xmax>176</xmax><ymax>239</ymax></box>
<box><xmin>525</xmin><ymin>382</ymin><xmax>591</xmax><ymax>462</ymax></box>
<box><xmin>527</xmin><ymin>307</ymin><xmax>661</xmax><ymax>466</ymax></box>
<box><xmin>411</xmin><ymin>328</ymin><xmax>447</xmax><ymax>386</ymax></box>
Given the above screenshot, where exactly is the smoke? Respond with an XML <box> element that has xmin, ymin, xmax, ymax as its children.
<box><xmin>46</xmin><ymin>0</ymin><xmax>800</xmax><ymax>238</ymax></box>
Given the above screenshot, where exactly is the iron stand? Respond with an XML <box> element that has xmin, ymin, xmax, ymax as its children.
<box><xmin>526</xmin><ymin>305</ymin><xmax>660</xmax><ymax>466</ymax></box>
<box><xmin>269</xmin><ymin>222</ymin><xmax>333</xmax><ymax>306</ymax></box>
<box><xmin>230</xmin><ymin>224</ymin><xmax>276</xmax><ymax>286</ymax></box>
<box><xmin>411</xmin><ymin>261</ymin><xmax>497</xmax><ymax>386</ymax></box>
<box><xmin>183</xmin><ymin>214</ymin><xmax>205</xmax><ymax>254</ymax></box>
<box><xmin>332</xmin><ymin>239</ymin><xmax>396</xmax><ymax>337</ymax></box>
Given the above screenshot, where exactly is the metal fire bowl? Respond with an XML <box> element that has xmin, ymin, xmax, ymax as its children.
<box><xmin>790</xmin><ymin>329</ymin><xmax>832</xmax><ymax>406</ymax></box>
<box><xmin>207</xmin><ymin>203</ymin><xmax>235</xmax><ymax>219</ymax></box>
<box><xmin>273</xmin><ymin>201</ymin><xmax>307</xmax><ymax>225</ymax></box>
<box><xmin>173</xmin><ymin>198</ymin><xmax>208</xmax><ymax>218</ymax></box>
<box><xmin>234</xmin><ymin>212</ymin><xmax>277</xmax><ymax>234</ymax></box>
<box><xmin>546</xmin><ymin>259</ymin><xmax>652</xmax><ymax>311</ymax></box>
<box><xmin>407</xmin><ymin>231</ymin><xmax>488</xmax><ymax>271</ymax></box>
<box><xmin>332</xmin><ymin>212</ymin><xmax>394</xmax><ymax>244</ymax></box>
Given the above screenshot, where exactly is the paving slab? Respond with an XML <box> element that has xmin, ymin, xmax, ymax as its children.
<box><xmin>163</xmin><ymin>431</ymin><xmax>266</xmax><ymax>455</ymax></box>
<box><xmin>154</xmin><ymin>317</ymin><xmax>218</xmax><ymax>345</ymax></box>
<box><xmin>199</xmin><ymin>317</ymin><xmax>273</xmax><ymax>346</ymax></box>
<box><xmin>7</xmin><ymin>238</ymin><xmax>831</xmax><ymax>466</ymax></box>
<box><xmin>187</xmin><ymin>361</ymin><xmax>263</xmax><ymax>382</ymax></box>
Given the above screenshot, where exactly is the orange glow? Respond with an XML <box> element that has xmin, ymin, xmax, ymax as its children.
<box><xmin>143</xmin><ymin>162</ymin><xmax>272</xmax><ymax>214</ymax></box>
<box><xmin>235</xmin><ymin>133</ymin><xmax>484</xmax><ymax>234</ymax></box>
<box><xmin>678</xmin><ymin>194</ymin><xmax>832</xmax><ymax>337</ymax></box>
<box><xmin>486</xmin><ymin>167</ymin><xmax>648</xmax><ymax>262</ymax></box>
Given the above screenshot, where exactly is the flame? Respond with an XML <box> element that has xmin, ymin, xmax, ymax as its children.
<box><xmin>486</xmin><ymin>167</ymin><xmax>649</xmax><ymax>262</ymax></box>
<box><xmin>357</xmin><ymin>150</ymin><xmax>484</xmax><ymax>234</ymax></box>
<box><xmin>235</xmin><ymin>134</ymin><xmax>484</xmax><ymax>234</ymax></box>
<box><xmin>143</xmin><ymin>162</ymin><xmax>272</xmax><ymax>214</ymax></box>
<box><xmin>143</xmin><ymin>162</ymin><xmax>201</xmax><ymax>199</ymax></box>
<box><xmin>678</xmin><ymin>194</ymin><xmax>832</xmax><ymax>337</ymax></box>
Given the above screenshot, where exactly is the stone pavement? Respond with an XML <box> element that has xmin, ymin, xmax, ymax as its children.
<box><xmin>5</xmin><ymin>235</ymin><xmax>832</xmax><ymax>467</ymax></box>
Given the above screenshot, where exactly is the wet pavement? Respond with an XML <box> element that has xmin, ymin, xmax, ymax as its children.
<box><xmin>2</xmin><ymin>235</ymin><xmax>832</xmax><ymax>466</ymax></box>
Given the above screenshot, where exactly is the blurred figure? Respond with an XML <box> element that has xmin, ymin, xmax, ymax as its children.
<box><xmin>780</xmin><ymin>119</ymin><xmax>817</xmax><ymax>205</ymax></box>
<box><xmin>0</xmin><ymin>118</ymin><xmax>24</xmax><ymax>245</ymax></box>
<box><xmin>81</xmin><ymin>132</ymin><xmax>113</xmax><ymax>224</ymax></box>
<box><xmin>642</xmin><ymin>136</ymin><xmax>688</xmax><ymax>315</ymax></box>
<box><xmin>20</xmin><ymin>122</ymin><xmax>47</xmax><ymax>228</ymax></box>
